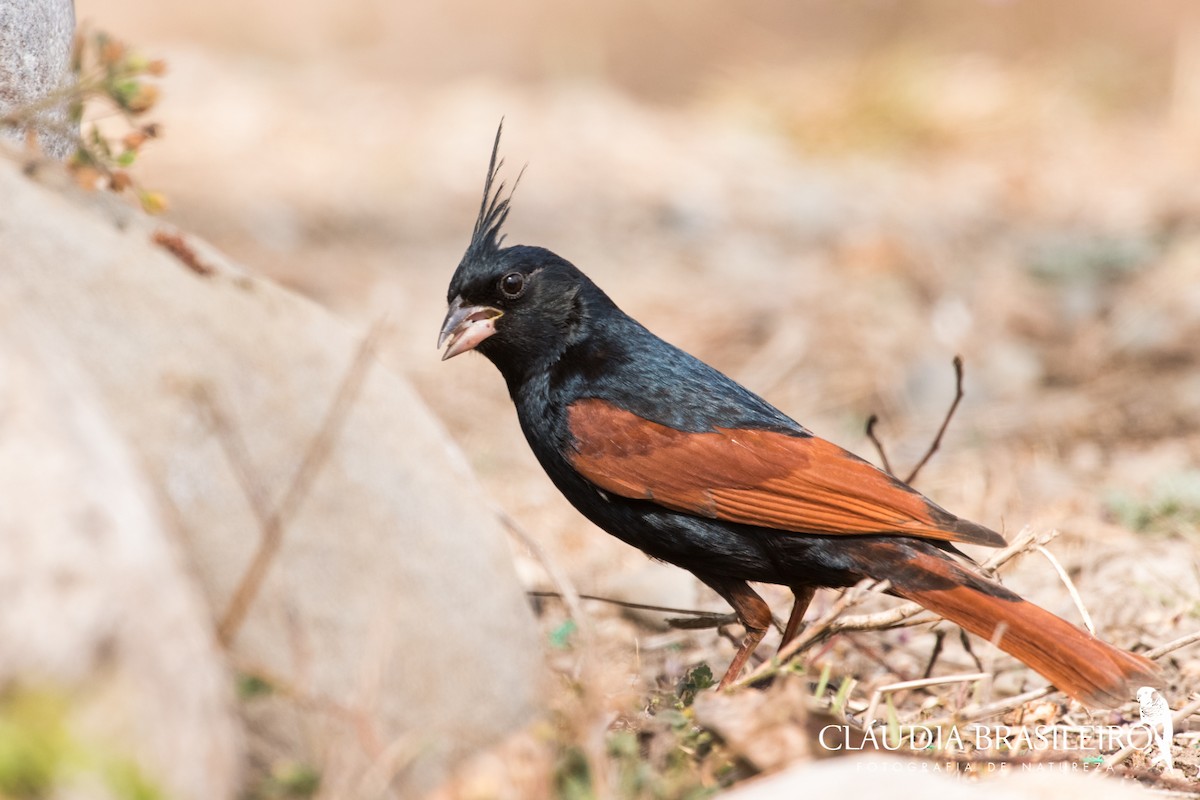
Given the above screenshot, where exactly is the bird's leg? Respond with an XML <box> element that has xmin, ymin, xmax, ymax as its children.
<box><xmin>780</xmin><ymin>585</ymin><xmax>815</xmax><ymax>648</ymax></box>
<box><xmin>700</xmin><ymin>577</ymin><xmax>773</xmax><ymax>690</ymax></box>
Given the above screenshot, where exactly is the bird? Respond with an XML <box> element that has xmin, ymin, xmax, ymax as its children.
<box><xmin>438</xmin><ymin>126</ymin><xmax>1160</xmax><ymax>708</ymax></box>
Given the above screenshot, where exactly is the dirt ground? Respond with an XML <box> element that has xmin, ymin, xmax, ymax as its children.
<box><xmin>73</xmin><ymin>1</ymin><xmax>1200</xmax><ymax>796</ymax></box>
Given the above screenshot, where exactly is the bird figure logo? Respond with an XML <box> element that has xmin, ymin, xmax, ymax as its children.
<box><xmin>1137</xmin><ymin>686</ymin><xmax>1173</xmax><ymax>771</ymax></box>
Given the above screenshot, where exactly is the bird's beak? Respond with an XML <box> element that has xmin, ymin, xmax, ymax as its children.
<box><xmin>438</xmin><ymin>296</ymin><xmax>503</xmax><ymax>360</ymax></box>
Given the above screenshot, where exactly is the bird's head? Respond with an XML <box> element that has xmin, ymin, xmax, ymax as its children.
<box><xmin>439</xmin><ymin>126</ymin><xmax>605</xmax><ymax>382</ymax></box>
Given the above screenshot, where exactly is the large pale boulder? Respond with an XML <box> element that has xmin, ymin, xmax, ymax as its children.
<box><xmin>0</xmin><ymin>151</ymin><xmax>542</xmax><ymax>796</ymax></box>
<box><xmin>0</xmin><ymin>319</ymin><xmax>242</xmax><ymax>800</ymax></box>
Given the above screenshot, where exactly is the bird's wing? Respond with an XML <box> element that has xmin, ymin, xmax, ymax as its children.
<box><xmin>566</xmin><ymin>398</ymin><xmax>1004</xmax><ymax>546</ymax></box>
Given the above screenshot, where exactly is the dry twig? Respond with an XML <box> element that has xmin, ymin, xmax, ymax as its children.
<box><xmin>209</xmin><ymin>321</ymin><xmax>385</xmax><ymax>646</ymax></box>
<box><xmin>501</xmin><ymin>516</ymin><xmax>588</xmax><ymax>630</ymax></box>
<box><xmin>926</xmin><ymin>685</ymin><xmax>1057</xmax><ymax>728</ymax></box>
<box><xmin>865</xmin><ymin>355</ymin><xmax>965</xmax><ymax>485</ymax></box>
<box><xmin>864</xmin><ymin>414</ymin><xmax>894</xmax><ymax>477</ymax></box>
<box><xmin>1033</xmin><ymin>544</ymin><xmax>1096</xmax><ymax>635</ymax></box>
<box><xmin>1145</xmin><ymin>629</ymin><xmax>1200</xmax><ymax>660</ymax></box>
<box><xmin>904</xmin><ymin>355</ymin><xmax>964</xmax><ymax>485</ymax></box>
<box><xmin>864</xmin><ymin>672</ymin><xmax>993</xmax><ymax>727</ymax></box>
<box><xmin>527</xmin><ymin>589</ymin><xmax>734</xmax><ymax>624</ymax></box>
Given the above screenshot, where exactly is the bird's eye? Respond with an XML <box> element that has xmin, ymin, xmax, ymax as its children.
<box><xmin>499</xmin><ymin>271</ymin><xmax>526</xmax><ymax>299</ymax></box>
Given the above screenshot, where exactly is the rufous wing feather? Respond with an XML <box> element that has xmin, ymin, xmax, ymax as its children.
<box><xmin>567</xmin><ymin>398</ymin><xmax>1004</xmax><ymax>547</ymax></box>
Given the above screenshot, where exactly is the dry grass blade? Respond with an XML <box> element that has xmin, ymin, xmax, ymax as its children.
<box><xmin>1033</xmin><ymin>544</ymin><xmax>1095</xmax><ymax>635</ymax></box>
<box><xmin>927</xmin><ymin>685</ymin><xmax>1056</xmax><ymax>728</ymax></box>
<box><xmin>864</xmin><ymin>672</ymin><xmax>992</xmax><ymax>726</ymax></box>
<box><xmin>214</xmin><ymin>320</ymin><xmax>386</xmax><ymax>647</ymax></box>
<box><xmin>500</xmin><ymin>514</ymin><xmax>588</xmax><ymax>631</ymax></box>
<box><xmin>500</xmin><ymin>513</ymin><xmax>599</xmax><ymax>682</ymax></box>
<box><xmin>1145</xmin><ymin>629</ymin><xmax>1200</xmax><ymax>660</ymax></box>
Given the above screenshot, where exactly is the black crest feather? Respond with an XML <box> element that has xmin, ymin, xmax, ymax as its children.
<box><xmin>465</xmin><ymin>120</ymin><xmax>524</xmax><ymax>263</ymax></box>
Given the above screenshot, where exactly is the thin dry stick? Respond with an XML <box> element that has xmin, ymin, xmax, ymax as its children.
<box><xmin>977</xmin><ymin>526</ymin><xmax>1060</xmax><ymax>577</ymax></box>
<box><xmin>1145</xmin><ymin>629</ymin><xmax>1200</xmax><ymax>660</ymax></box>
<box><xmin>498</xmin><ymin>511</ymin><xmax>598</xmax><ymax>683</ymax></box>
<box><xmin>194</xmin><ymin>386</ymin><xmax>273</xmax><ymax>522</ymax></box>
<box><xmin>864</xmin><ymin>672</ymin><xmax>993</xmax><ymax>727</ymax></box>
<box><xmin>666</xmin><ymin>612</ymin><xmax>743</xmax><ymax>631</ymax></box>
<box><xmin>864</xmin><ymin>414</ymin><xmax>894</xmax><ymax>477</ymax></box>
<box><xmin>904</xmin><ymin>355</ymin><xmax>964</xmax><ymax>485</ymax></box>
<box><xmin>921</xmin><ymin>629</ymin><xmax>947</xmax><ymax>680</ymax></box>
<box><xmin>863</xmin><ymin>355</ymin><xmax>965</xmax><ymax>484</ymax></box>
<box><xmin>1033</xmin><ymin>544</ymin><xmax>1096</xmax><ymax>635</ymax></box>
<box><xmin>499</xmin><ymin>512</ymin><xmax>589</xmax><ymax>632</ymax></box>
<box><xmin>958</xmin><ymin>628</ymin><xmax>985</xmax><ymax>672</ymax></box>
<box><xmin>970</xmin><ymin>621</ymin><xmax>1008</xmax><ymax>712</ymax></box>
<box><xmin>929</xmin><ymin>685</ymin><xmax>1056</xmax><ymax>728</ymax></box>
<box><xmin>216</xmin><ymin>321</ymin><xmax>386</xmax><ymax>646</ymax></box>
<box><xmin>527</xmin><ymin>590</ymin><xmax>732</xmax><ymax>621</ymax></box>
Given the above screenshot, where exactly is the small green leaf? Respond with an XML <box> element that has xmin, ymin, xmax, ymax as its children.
<box><xmin>548</xmin><ymin>618</ymin><xmax>577</xmax><ymax>649</ymax></box>
<box><xmin>813</xmin><ymin>662</ymin><xmax>833</xmax><ymax>699</ymax></box>
<box><xmin>265</xmin><ymin>762</ymin><xmax>320</xmax><ymax>798</ymax></box>
<box><xmin>553</xmin><ymin>746</ymin><xmax>592</xmax><ymax>800</ymax></box>
<box><xmin>606</xmin><ymin>730</ymin><xmax>639</xmax><ymax>759</ymax></box>
<box><xmin>831</xmin><ymin>676</ymin><xmax>855</xmax><ymax>717</ymax></box>
<box><xmin>0</xmin><ymin>691</ymin><xmax>69</xmax><ymax>797</ymax></box>
<box><xmin>89</xmin><ymin>126</ymin><xmax>111</xmax><ymax>159</ymax></box>
<box><xmin>112</xmin><ymin>79</ymin><xmax>140</xmax><ymax>108</ymax></box>
<box><xmin>676</xmin><ymin>664</ymin><xmax>714</xmax><ymax>707</ymax></box>
<box><xmin>237</xmin><ymin>673</ymin><xmax>275</xmax><ymax>699</ymax></box>
<box><xmin>885</xmin><ymin>695</ymin><xmax>900</xmax><ymax>749</ymax></box>
<box><xmin>102</xmin><ymin>758</ymin><xmax>163</xmax><ymax>800</ymax></box>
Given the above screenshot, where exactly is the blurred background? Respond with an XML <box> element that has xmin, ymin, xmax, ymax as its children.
<box><xmin>68</xmin><ymin>0</ymin><xmax>1200</xmax><ymax>790</ymax></box>
<box><xmin>75</xmin><ymin>0</ymin><xmax>1200</xmax><ymax>576</ymax></box>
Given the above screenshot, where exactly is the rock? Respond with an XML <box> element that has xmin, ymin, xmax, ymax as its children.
<box><xmin>0</xmin><ymin>320</ymin><xmax>242</xmax><ymax>800</ymax></box>
<box><xmin>0</xmin><ymin>150</ymin><xmax>542</xmax><ymax>796</ymax></box>
<box><xmin>0</xmin><ymin>0</ymin><xmax>76</xmax><ymax>159</ymax></box>
<box><xmin>693</xmin><ymin>679</ymin><xmax>812</xmax><ymax>772</ymax></box>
